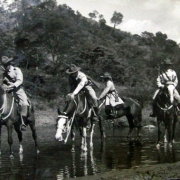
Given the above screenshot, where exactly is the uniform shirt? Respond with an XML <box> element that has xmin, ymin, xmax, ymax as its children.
<box><xmin>71</xmin><ymin>71</ymin><xmax>88</xmax><ymax>95</ymax></box>
<box><xmin>3</xmin><ymin>65</ymin><xmax>23</xmax><ymax>88</ymax></box>
<box><xmin>99</xmin><ymin>80</ymin><xmax>116</xmax><ymax>99</ymax></box>
<box><xmin>157</xmin><ymin>69</ymin><xmax>178</xmax><ymax>88</ymax></box>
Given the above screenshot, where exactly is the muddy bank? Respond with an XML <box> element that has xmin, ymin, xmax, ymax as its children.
<box><xmin>66</xmin><ymin>162</ymin><xmax>180</xmax><ymax>180</ymax></box>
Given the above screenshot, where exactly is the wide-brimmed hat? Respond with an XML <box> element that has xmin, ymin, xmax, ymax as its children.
<box><xmin>100</xmin><ymin>72</ymin><xmax>112</xmax><ymax>79</ymax></box>
<box><xmin>66</xmin><ymin>64</ymin><xmax>81</xmax><ymax>74</ymax></box>
<box><xmin>161</xmin><ymin>58</ymin><xmax>173</xmax><ymax>65</ymax></box>
<box><xmin>1</xmin><ymin>56</ymin><xmax>13</xmax><ymax>65</ymax></box>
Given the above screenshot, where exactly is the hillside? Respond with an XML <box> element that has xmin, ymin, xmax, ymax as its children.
<box><xmin>0</xmin><ymin>0</ymin><xmax>180</xmax><ymax>107</ymax></box>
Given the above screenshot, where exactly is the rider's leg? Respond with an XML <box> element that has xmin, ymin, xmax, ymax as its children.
<box><xmin>150</xmin><ymin>89</ymin><xmax>159</xmax><ymax>117</ymax></box>
<box><xmin>15</xmin><ymin>89</ymin><xmax>29</xmax><ymax>131</ymax></box>
<box><xmin>84</xmin><ymin>86</ymin><xmax>100</xmax><ymax>121</ymax></box>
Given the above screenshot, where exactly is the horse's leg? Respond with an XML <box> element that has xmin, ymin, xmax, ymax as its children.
<box><xmin>172</xmin><ymin>115</ymin><xmax>177</xmax><ymax>143</ymax></box>
<box><xmin>71</xmin><ymin>125</ymin><xmax>75</xmax><ymax>153</ymax></box>
<box><xmin>0</xmin><ymin>125</ymin><xmax>2</xmax><ymax>155</ymax></box>
<box><xmin>14</xmin><ymin>123</ymin><xmax>23</xmax><ymax>154</ymax></box>
<box><xmin>156</xmin><ymin>119</ymin><xmax>161</xmax><ymax>149</ymax></box>
<box><xmin>28</xmin><ymin>121</ymin><xmax>40</xmax><ymax>154</ymax></box>
<box><xmin>167</xmin><ymin>122</ymin><xmax>173</xmax><ymax>147</ymax></box>
<box><xmin>126</xmin><ymin>115</ymin><xmax>134</xmax><ymax>139</ymax></box>
<box><xmin>7</xmin><ymin>125</ymin><xmax>14</xmax><ymax>158</ymax></box>
<box><xmin>82</xmin><ymin>127</ymin><xmax>87</xmax><ymax>152</ymax></box>
<box><xmin>98</xmin><ymin>117</ymin><xmax>106</xmax><ymax>140</ymax></box>
<box><xmin>89</xmin><ymin>123</ymin><xmax>95</xmax><ymax>149</ymax></box>
<box><xmin>164</xmin><ymin>129</ymin><xmax>168</xmax><ymax>143</ymax></box>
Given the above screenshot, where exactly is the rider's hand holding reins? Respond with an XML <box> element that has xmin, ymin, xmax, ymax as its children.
<box><xmin>6</xmin><ymin>83</ymin><xmax>15</xmax><ymax>92</ymax></box>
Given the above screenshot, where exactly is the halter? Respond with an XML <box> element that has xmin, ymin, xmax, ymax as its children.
<box><xmin>0</xmin><ymin>93</ymin><xmax>15</xmax><ymax>121</ymax></box>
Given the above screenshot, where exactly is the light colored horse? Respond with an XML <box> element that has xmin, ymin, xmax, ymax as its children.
<box><xmin>0</xmin><ymin>85</ymin><xmax>39</xmax><ymax>158</ymax></box>
<box><xmin>55</xmin><ymin>93</ymin><xmax>105</xmax><ymax>152</ymax></box>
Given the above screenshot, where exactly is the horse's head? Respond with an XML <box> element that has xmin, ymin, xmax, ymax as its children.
<box><xmin>157</xmin><ymin>87</ymin><xmax>172</xmax><ymax>109</ymax></box>
<box><xmin>55</xmin><ymin>108</ymin><xmax>69</xmax><ymax>142</ymax></box>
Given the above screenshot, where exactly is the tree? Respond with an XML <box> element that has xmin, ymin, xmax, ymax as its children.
<box><xmin>110</xmin><ymin>11</ymin><xmax>123</xmax><ymax>29</ymax></box>
<box><xmin>88</xmin><ymin>10</ymin><xmax>99</xmax><ymax>20</ymax></box>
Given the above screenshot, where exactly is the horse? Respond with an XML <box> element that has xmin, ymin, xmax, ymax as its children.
<box><xmin>155</xmin><ymin>87</ymin><xmax>178</xmax><ymax>148</ymax></box>
<box><xmin>55</xmin><ymin>92</ymin><xmax>106</xmax><ymax>152</ymax></box>
<box><xmin>98</xmin><ymin>97</ymin><xmax>142</xmax><ymax>139</ymax></box>
<box><xmin>0</xmin><ymin>85</ymin><xmax>39</xmax><ymax>158</ymax></box>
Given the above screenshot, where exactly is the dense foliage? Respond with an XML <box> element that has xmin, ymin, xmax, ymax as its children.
<box><xmin>0</xmin><ymin>0</ymin><xmax>180</xmax><ymax>107</ymax></box>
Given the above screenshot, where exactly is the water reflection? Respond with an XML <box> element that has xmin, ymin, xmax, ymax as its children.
<box><xmin>0</xmin><ymin>125</ymin><xmax>180</xmax><ymax>179</ymax></box>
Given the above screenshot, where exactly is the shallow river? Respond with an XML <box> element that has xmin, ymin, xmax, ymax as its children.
<box><xmin>1</xmin><ymin>122</ymin><xmax>180</xmax><ymax>180</ymax></box>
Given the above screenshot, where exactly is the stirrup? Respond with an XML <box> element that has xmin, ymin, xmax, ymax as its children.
<box><xmin>20</xmin><ymin>124</ymin><xmax>27</xmax><ymax>131</ymax></box>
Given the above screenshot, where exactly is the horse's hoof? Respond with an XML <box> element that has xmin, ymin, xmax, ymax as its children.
<box><xmin>37</xmin><ymin>150</ymin><xmax>40</xmax><ymax>154</ymax></box>
<box><xmin>10</xmin><ymin>155</ymin><xmax>14</xmax><ymax>159</ymax></box>
<box><xmin>156</xmin><ymin>144</ymin><xmax>160</xmax><ymax>149</ymax></box>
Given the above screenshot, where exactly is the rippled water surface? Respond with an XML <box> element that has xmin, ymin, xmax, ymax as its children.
<box><xmin>1</xmin><ymin>122</ymin><xmax>180</xmax><ymax>180</ymax></box>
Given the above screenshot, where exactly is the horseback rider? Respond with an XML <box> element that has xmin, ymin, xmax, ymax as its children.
<box><xmin>64</xmin><ymin>64</ymin><xmax>100</xmax><ymax>121</ymax></box>
<box><xmin>150</xmin><ymin>58</ymin><xmax>180</xmax><ymax>117</ymax></box>
<box><xmin>0</xmin><ymin>56</ymin><xmax>29</xmax><ymax>130</ymax></box>
<box><xmin>98</xmin><ymin>72</ymin><xmax>124</xmax><ymax>117</ymax></box>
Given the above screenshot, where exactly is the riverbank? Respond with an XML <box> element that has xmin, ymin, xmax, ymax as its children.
<box><xmin>66</xmin><ymin>161</ymin><xmax>180</xmax><ymax>180</ymax></box>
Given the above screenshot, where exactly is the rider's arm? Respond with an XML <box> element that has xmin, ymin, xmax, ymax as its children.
<box><xmin>72</xmin><ymin>75</ymin><xmax>87</xmax><ymax>95</ymax></box>
<box><xmin>157</xmin><ymin>75</ymin><xmax>164</xmax><ymax>88</ymax></box>
<box><xmin>13</xmin><ymin>68</ymin><xmax>23</xmax><ymax>87</ymax></box>
<box><xmin>99</xmin><ymin>81</ymin><xmax>112</xmax><ymax>99</ymax></box>
<box><xmin>172</xmin><ymin>71</ymin><xmax>178</xmax><ymax>87</ymax></box>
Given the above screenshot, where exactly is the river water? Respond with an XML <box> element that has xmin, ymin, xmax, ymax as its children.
<box><xmin>1</xmin><ymin>122</ymin><xmax>180</xmax><ymax>180</ymax></box>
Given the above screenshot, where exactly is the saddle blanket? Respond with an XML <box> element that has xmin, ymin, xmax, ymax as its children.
<box><xmin>106</xmin><ymin>94</ymin><xmax>124</xmax><ymax>107</ymax></box>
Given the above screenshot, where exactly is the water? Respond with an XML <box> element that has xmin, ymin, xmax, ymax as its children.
<box><xmin>1</xmin><ymin>123</ymin><xmax>180</xmax><ymax>180</ymax></box>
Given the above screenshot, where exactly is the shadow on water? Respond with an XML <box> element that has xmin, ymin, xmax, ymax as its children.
<box><xmin>1</xmin><ymin>123</ymin><xmax>180</xmax><ymax>179</ymax></box>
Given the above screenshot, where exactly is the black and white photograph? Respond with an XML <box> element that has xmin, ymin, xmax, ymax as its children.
<box><xmin>0</xmin><ymin>0</ymin><xmax>180</xmax><ymax>179</ymax></box>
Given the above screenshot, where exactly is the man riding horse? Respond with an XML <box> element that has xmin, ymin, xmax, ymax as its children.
<box><xmin>64</xmin><ymin>64</ymin><xmax>100</xmax><ymax>121</ymax></box>
<box><xmin>150</xmin><ymin>58</ymin><xmax>180</xmax><ymax>117</ymax></box>
<box><xmin>0</xmin><ymin>56</ymin><xmax>30</xmax><ymax>131</ymax></box>
<box><xmin>98</xmin><ymin>72</ymin><xmax>124</xmax><ymax>118</ymax></box>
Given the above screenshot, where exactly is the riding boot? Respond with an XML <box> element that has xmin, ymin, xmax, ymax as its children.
<box><xmin>92</xmin><ymin>107</ymin><xmax>100</xmax><ymax>121</ymax></box>
<box><xmin>20</xmin><ymin>115</ymin><xmax>27</xmax><ymax>131</ymax></box>
<box><xmin>149</xmin><ymin>100</ymin><xmax>156</xmax><ymax>117</ymax></box>
<box><xmin>19</xmin><ymin>105</ymin><xmax>27</xmax><ymax>131</ymax></box>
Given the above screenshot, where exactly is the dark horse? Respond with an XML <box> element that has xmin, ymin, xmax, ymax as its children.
<box><xmin>155</xmin><ymin>87</ymin><xmax>178</xmax><ymax>148</ymax></box>
<box><xmin>55</xmin><ymin>93</ymin><xmax>106</xmax><ymax>152</ymax></box>
<box><xmin>0</xmin><ymin>85</ymin><xmax>39</xmax><ymax>158</ymax></box>
<box><xmin>98</xmin><ymin>97</ymin><xmax>142</xmax><ymax>139</ymax></box>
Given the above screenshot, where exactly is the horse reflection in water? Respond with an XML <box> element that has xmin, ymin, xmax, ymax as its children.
<box><xmin>0</xmin><ymin>85</ymin><xmax>39</xmax><ymax>157</ymax></box>
<box><xmin>55</xmin><ymin>93</ymin><xmax>106</xmax><ymax>152</ymax></box>
<box><xmin>56</xmin><ymin>148</ymin><xmax>100</xmax><ymax>179</ymax></box>
<box><xmin>155</xmin><ymin>87</ymin><xmax>178</xmax><ymax>148</ymax></box>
